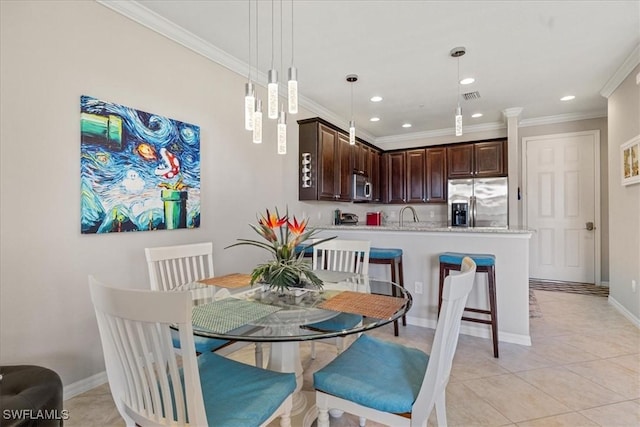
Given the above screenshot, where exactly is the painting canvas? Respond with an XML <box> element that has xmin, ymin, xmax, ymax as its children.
<box><xmin>81</xmin><ymin>95</ymin><xmax>200</xmax><ymax>233</ymax></box>
<box><xmin>621</xmin><ymin>134</ymin><xmax>640</xmax><ymax>186</ymax></box>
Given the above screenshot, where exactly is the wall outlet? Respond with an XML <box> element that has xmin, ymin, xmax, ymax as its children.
<box><xmin>632</xmin><ymin>279</ymin><xmax>637</xmax><ymax>293</ymax></box>
<box><xmin>429</xmin><ymin>211</ymin><xmax>435</xmax><ymax>218</ymax></box>
<box><xmin>415</xmin><ymin>281</ymin><xmax>423</xmax><ymax>294</ymax></box>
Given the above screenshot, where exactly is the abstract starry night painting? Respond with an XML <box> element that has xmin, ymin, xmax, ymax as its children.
<box><xmin>80</xmin><ymin>95</ymin><xmax>200</xmax><ymax>233</ymax></box>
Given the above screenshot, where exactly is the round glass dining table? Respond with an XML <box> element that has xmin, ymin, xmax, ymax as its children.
<box><xmin>176</xmin><ymin>271</ymin><xmax>412</xmax><ymax>424</ymax></box>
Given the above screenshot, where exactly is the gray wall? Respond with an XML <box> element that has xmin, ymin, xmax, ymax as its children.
<box><xmin>607</xmin><ymin>64</ymin><xmax>640</xmax><ymax>319</ymax></box>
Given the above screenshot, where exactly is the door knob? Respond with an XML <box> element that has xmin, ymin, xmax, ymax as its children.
<box><xmin>586</xmin><ymin>222</ymin><xmax>595</xmax><ymax>231</ymax></box>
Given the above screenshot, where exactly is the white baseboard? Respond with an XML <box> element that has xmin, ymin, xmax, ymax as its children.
<box><xmin>608</xmin><ymin>296</ymin><xmax>640</xmax><ymax>328</ymax></box>
<box><xmin>405</xmin><ymin>316</ymin><xmax>532</xmax><ymax>346</ymax></box>
<box><xmin>63</xmin><ymin>370</ymin><xmax>108</xmax><ymax>401</ymax></box>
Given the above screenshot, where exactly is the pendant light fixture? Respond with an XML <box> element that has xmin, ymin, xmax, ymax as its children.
<box><xmin>267</xmin><ymin>0</ymin><xmax>279</xmax><ymax>119</ymax></box>
<box><xmin>252</xmin><ymin>0</ymin><xmax>262</xmax><ymax>144</ymax></box>
<box><xmin>253</xmin><ymin>99</ymin><xmax>263</xmax><ymax>144</ymax></box>
<box><xmin>450</xmin><ymin>46</ymin><xmax>466</xmax><ymax>136</ymax></box>
<box><xmin>287</xmin><ymin>0</ymin><xmax>298</xmax><ymax>114</ymax></box>
<box><xmin>244</xmin><ymin>0</ymin><xmax>255</xmax><ymax>131</ymax></box>
<box><xmin>346</xmin><ymin>74</ymin><xmax>358</xmax><ymax>145</ymax></box>
<box><xmin>277</xmin><ymin>0</ymin><xmax>286</xmax><ymax>154</ymax></box>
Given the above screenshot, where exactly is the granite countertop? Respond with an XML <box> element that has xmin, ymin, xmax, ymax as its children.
<box><xmin>314</xmin><ymin>223</ymin><xmax>534</xmax><ymax>234</ymax></box>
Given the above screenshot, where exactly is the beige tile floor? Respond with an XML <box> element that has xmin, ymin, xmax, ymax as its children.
<box><xmin>64</xmin><ymin>290</ymin><xmax>640</xmax><ymax>426</ymax></box>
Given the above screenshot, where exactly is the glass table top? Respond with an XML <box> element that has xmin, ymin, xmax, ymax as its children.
<box><xmin>175</xmin><ymin>273</ymin><xmax>412</xmax><ymax>342</ymax></box>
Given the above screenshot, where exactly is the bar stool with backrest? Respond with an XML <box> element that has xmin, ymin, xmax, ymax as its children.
<box><xmin>438</xmin><ymin>252</ymin><xmax>499</xmax><ymax>357</ymax></box>
<box><xmin>369</xmin><ymin>247</ymin><xmax>406</xmax><ymax>336</ymax></box>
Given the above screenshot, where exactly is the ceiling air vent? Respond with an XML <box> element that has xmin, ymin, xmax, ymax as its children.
<box><xmin>462</xmin><ymin>91</ymin><xmax>481</xmax><ymax>100</ymax></box>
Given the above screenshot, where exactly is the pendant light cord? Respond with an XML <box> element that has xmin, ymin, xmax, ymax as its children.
<box><xmin>248</xmin><ymin>0</ymin><xmax>252</xmax><ymax>82</ymax></box>
<box><xmin>290</xmin><ymin>0</ymin><xmax>294</xmax><ymax>65</ymax></box>
<box><xmin>271</xmin><ymin>0</ymin><xmax>275</xmax><ymax>69</ymax></box>
<box><xmin>457</xmin><ymin>56</ymin><xmax>460</xmax><ymax>108</ymax></box>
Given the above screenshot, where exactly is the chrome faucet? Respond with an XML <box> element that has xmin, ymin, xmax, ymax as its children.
<box><xmin>399</xmin><ymin>206</ymin><xmax>420</xmax><ymax>227</ymax></box>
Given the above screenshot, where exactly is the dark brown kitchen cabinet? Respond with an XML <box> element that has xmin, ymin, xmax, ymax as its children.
<box><xmin>447</xmin><ymin>139</ymin><xmax>507</xmax><ymax>178</ymax></box>
<box><xmin>425</xmin><ymin>147</ymin><xmax>447</xmax><ymax>202</ymax></box>
<box><xmin>383</xmin><ymin>148</ymin><xmax>446</xmax><ymax>204</ymax></box>
<box><xmin>298</xmin><ymin>118</ymin><xmax>352</xmax><ymax>201</ymax></box>
<box><xmin>369</xmin><ymin>149</ymin><xmax>381</xmax><ymax>202</ymax></box>
<box><xmin>406</xmin><ymin>149</ymin><xmax>427</xmax><ymax>203</ymax></box>
<box><xmin>382</xmin><ymin>152</ymin><xmax>407</xmax><ymax>204</ymax></box>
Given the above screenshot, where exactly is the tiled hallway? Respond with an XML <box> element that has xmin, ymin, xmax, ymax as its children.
<box><xmin>64</xmin><ymin>289</ymin><xmax>639</xmax><ymax>426</ymax></box>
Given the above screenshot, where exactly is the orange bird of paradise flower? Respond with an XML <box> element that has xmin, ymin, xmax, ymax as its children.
<box><xmin>255</xmin><ymin>209</ymin><xmax>287</xmax><ymax>243</ymax></box>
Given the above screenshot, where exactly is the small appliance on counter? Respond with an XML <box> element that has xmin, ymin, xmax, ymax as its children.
<box><xmin>334</xmin><ymin>209</ymin><xmax>359</xmax><ymax>225</ymax></box>
<box><xmin>366</xmin><ymin>212</ymin><xmax>382</xmax><ymax>226</ymax></box>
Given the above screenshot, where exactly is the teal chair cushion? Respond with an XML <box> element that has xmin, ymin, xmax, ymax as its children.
<box><xmin>306</xmin><ymin>312</ymin><xmax>362</xmax><ymax>331</ymax></box>
<box><xmin>198</xmin><ymin>352</ymin><xmax>296</xmax><ymax>426</ymax></box>
<box><xmin>439</xmin><ymin>252</ymin><xmax>495</xmax><ymax>267</ymax></box>
<box><xmin>171</xmin><ymin>329</ymin><xmax>229</xmax><ymax>354</ymax></box>
<box><xmin>314</xmin><ymin>334</ymin><xmax>428</xmax><ymax>414</ymax></box>
<box><xmin>370</xmin><ymin>247</ymin><xmax>403</xmax><ymax>260</ymax></box>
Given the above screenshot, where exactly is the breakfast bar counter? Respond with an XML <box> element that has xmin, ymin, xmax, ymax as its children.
<box><xmin>311</xmin><ymin>224</ymin><xmax>534</xmax><ymax>347</ymax></box>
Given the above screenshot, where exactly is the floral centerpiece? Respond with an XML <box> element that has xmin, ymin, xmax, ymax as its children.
<box><xmin>225</xmin><ymin>208</ymin><xmax>335</xmax><ymax>292</ymax></box>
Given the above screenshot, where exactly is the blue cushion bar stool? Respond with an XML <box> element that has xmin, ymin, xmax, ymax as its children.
<box><xmin>438</xmin><ymin>252</ymin><xmax>499</xmax><ymax>358</ymax></box>
<box><xmin>369</xmin><ymin>247</ymin><xmax>405</xmax><ymax>336</ymax></box>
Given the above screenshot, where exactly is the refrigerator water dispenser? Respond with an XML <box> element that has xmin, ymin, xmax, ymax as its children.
<box><xmin>451</xmin><ymin>202</ymin><xmax>469</xmax><ymax>227</ymax></box>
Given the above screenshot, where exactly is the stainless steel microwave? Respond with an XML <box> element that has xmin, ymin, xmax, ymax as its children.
<box><xmin>352</xmin><ymin>172</ymin><xmax>372</xmax><ymax>201</ymax></box>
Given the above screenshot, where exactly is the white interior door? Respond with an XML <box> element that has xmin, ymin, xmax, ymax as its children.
<box><xmin>524</xmin><ymin>131</ymin><xmax>598</xmax><ymax>283</ymax></box>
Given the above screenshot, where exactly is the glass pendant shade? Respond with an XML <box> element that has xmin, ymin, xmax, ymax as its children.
<box><xmin>287</xmin><ymin>66</ymin><xmax>298</xmax><ymax>114</ymax></box>
<box><xmin>455</xmin><ymin>106</ymin><xmax>463</xmax><ymax>136</ymax></box>
<box><xmin>244</xmin><ymin>82</ymin><xmax>255</xmax><ymax>131</ymax></box>
<box><xmin>253</xmin><ymin>99</ymin><xmax>263</xmax><ymax>144</ymax></box>
<box><xmin>277</xmin><ymin>109</ymin><xmax>287</xmax><ymax>155</ymax></box>
<box><xmin>349</xmin><ymin>120</ymin><xmax>356</xmax><ymax>145</ymax></box>
<box><xmin>268</xmin><ymin>69</ymin><xmax>279</xmax><ymax>119</ymax></box>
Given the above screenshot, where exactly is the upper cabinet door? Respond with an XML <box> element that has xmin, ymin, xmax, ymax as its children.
<box><xmin>425</xmin><ymin>147</ymin><xmax>447</xmax><ymax>202</ymax></box>
<box><xmin>318</xmin><ymin>124</ymin><xmax>338</xmax><ymax>200</ymax></box>
<box><xmin>447</xmin><ymin>143</ymin><xmax>474</xmax><ymax>178</ymax></box>
<box><xmin>475</xmin><ymin>140</ymin><xmax>507</xmax><ymax>177</ymax></box>
<box><xmin>384</xmin><ymin>152</ymin><xmax>407</xmax><ymax>204</ymax></box>
<box><xmin>406</xmin><ymin>149</ymin><xmax>427</xmax><ymax>203</ymax></box>
<box><xmin>336</xmin><ymin>132</ymin><xmax>353</xmax><ymax>201</ymax></box>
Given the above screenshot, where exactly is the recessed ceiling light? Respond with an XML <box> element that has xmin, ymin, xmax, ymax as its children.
<box><xmin>460</xmin><ymin>77</ymin><xmax>475</xmax><ymax>85</ymax></box>
<box><xmin>370</xmin><ymin>96</ymin><xmax>383</xmax><ymax>102</ymax></box>
<box><xmin>471</xmin><ymin>113</ymin><xmax>483</xmax><ymax>118</ymax></box>
<box><xmin>370</xmin><ymin>117</ymin><xmax>380</xmax><ymax>122</ymax></box>
<box><xmin>402</xmin><ymin>123</ymin><xmax>412</xmax><ymax>128</ymax></box>
<box><xmin>560</xmin><ymin>95</ymin><xmax>575</xmax><ymax>101</ymax></box>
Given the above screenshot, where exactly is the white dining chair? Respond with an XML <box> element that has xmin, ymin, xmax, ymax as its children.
<box><xmin>306</xmin><ymin>239</ymin><xmax>371</xmax><ymax>358</ymax></box>
<box><xmin>314</xmin><ymin>257</ymin><xmax>477</xmax><ymax>427</ymax></box>
<box><xmin>88</xmin><ymin>276</ymin><xmax>295</xmax><ymax>427</ymax></box>
<box><xmin>145</xmin><ymin>242</ymin><xmax>264</xmax><ymax>366</ymax></box>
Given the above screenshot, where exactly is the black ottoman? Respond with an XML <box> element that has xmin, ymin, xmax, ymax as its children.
<box><xmin>0</xmin><ymin>365</ymin><xmax>64</xmax><ymax>427</ymax></box>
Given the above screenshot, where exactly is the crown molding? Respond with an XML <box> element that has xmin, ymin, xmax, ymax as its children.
<box><xmin>374</xmin><ymin>121</ymin><xmax>506</xmax><ymax>144</ymax></box>
<box><xmin>519</xmin><ymin>110</ymin><xmax>607</xmax><ymax>128</ymax></box>
<box><xmin>600</xmin><ymin>44</ymin><xmax>640</xmax><ymax>98</ymax></box>
<box><xmin>502</xmin><ymin>107</ymin><xmax>523</xmax><ymax>119</ymax></box>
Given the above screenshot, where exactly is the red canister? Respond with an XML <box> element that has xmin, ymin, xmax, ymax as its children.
<box><xmin>366</xmin><ymin>212</ymin><xmax>382</xmax><ymax>226</ymax></box>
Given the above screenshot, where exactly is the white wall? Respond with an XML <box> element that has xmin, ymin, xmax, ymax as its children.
<box><xmin>607</xmin><ymin>64</ymin><xmax>640</xmax><ymax>322</ymax></box>
<box><xmin>0</xmin><ymin>1</ymin><xmax>312</xmax><ymax>386</ymax></box>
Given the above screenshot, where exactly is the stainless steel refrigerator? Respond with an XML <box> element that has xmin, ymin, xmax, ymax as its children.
<box><xmin>447</xmin><ymin>177</ymin><xmax>508</xmax><ymax>228</ymax></box>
